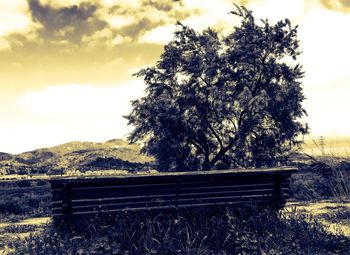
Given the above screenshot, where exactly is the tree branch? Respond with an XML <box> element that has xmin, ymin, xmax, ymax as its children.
<box><xmin>209</xmin><ymin>135</ymin><xmax>238</xmax><ymax>167</ymax></box>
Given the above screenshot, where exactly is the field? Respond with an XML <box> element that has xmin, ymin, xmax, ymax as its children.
<box><xmin>0</xmin><ymin>157</ymin><xmax>349</xmax><ymax>254</ymax></box>
<box><xmin>302</xmin><ymin>136</ymin><xmax>350</xmax><ymax>157</ymax></box>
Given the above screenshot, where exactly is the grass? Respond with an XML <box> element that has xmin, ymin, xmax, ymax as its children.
<box><xmin>319</xmin><ymin>206</ymin><xmax>350</xmax><ymax>224</ymax></box>
<box><xmin>289</xmin><ymin>157</ymin><xmax>350</xmax><ymax>202</ymax></box>
<box><xmin>286</xmin><ymin>201</ymin><xmax>350</xmax><ymax>236</ymax></box>
<box><xmin>3</xmin><ymin>207</ymin><xmax>350</xmax><ymax>255</ymax></box>
<box><xmin>0</xmin><ymin>180</ymin><xmax>51</xmax><ymax>216</ymax></box>
<box><xmin>302</xmin><ymin>136</ymin><xmax>350</xmax><ymax>157</ymax></box>
<box><xmin>1</xmin><ymin>153</ymin><xmax>349</xmax><ymax>254</ymax></box>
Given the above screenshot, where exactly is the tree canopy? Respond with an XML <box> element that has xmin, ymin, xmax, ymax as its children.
<box><xmin>124</xmin><ymin>6</ymin><xmax>308</xmax><ymax>171</ymax></box>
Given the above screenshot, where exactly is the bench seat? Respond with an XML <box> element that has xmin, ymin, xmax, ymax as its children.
<box><xmin>49</xmin><ymin>167</ymin><xmax>297</xmax><ymax>227</ymax></box>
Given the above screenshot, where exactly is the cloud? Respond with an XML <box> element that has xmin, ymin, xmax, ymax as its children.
<box><xmin>0</xmin><ymin>1</ymin><xmax>32</xmax><ymax>36</ymax></box>
<box><xmin>298</xmin><ymin>6</ymin><xmax>350</xmax><ymax>87</ymax></box>
<box><xmin>0</xmin><ymin>0</ymin><xmax>199</xmax><ymax>57</ymax></box>
<box><xmin>245</xmin><ymin>0</ymin><xmax>305</xmax><ymax>23</ymax></box>
<box><xmin>28</xmin><ymin>0</ymin><xmax>107</xmax><ymax>43</ymax></box>
<box><xmin>318</xmin><ymin>0</ymin><xmax>350</xmax><ymax>12</ymax></box>
<box><xmin>302</xmin><ymin>78</ymin><xmax>350</xmax><ymax>136</ymax></box>
<box><xmin>96</xmin><ymin>0</ymin><xmax>195</xmax><ymax>40</ymax></box>
<box><xmin>18</xmin><ymin>81</ymin><xmax>145</xmax><ymax>116</ymax></box>
<box><xmin>11</xmin><ymin>81</ymin><xmax>146</xmax><ymax>153</ymax></box>
<box><xmin>139</xmin><ymin>24</ymin><xmax>176</xmax><ymax>44</ymax></box>
<box><xmin>26</xmin><ymin>0</ymin><xmax>196</xmax><ymax>46</ymax></box>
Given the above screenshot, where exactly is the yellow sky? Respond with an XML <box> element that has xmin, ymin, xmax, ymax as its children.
<box><xmin>0</xmin><ymin>0</ymin><xmax>350</xmax><ymax>153</ymax></box>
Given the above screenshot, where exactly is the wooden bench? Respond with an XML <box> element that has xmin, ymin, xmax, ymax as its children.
<box><xmin>49</xmin><ymin>167</ymin><xmax>297</xmax><ymax>227</ymax></box>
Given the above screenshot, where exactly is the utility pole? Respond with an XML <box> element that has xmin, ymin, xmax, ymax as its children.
<box><xmin>318</xmin><ymin>136</ymin><xmax>325</xmax><ymax>156</ymax></box>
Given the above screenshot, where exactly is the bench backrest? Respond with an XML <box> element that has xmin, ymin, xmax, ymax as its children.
<box><xmin>49</xmin><ymin>167</ymin><xmax>296</xmax><ymax>226</ymax></box>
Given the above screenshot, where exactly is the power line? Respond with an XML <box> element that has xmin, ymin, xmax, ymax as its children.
<box><xmin>318</xmin><ymin>136</ymin><xmax>325</xmax><ymax>156</ymax></box>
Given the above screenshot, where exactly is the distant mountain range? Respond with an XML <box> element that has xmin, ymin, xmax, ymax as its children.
<box><xmin>0</xmin><ymin>139</ymin><xmax>154</xmax><ymax>175</ymax></box>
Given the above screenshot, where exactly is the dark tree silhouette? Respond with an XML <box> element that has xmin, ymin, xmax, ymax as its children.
<box><xmin>125</xmin><ymin>6</ymin><xmax>308</xmax><ymax>171</ymax></box>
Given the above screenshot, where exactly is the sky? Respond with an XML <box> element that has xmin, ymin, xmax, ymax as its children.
<box><xmin>0</xmin><ymin>0</ymin><xmax>350</xmax><ymax>153</ymax></box>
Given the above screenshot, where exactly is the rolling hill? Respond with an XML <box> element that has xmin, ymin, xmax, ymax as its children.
<box><xmin>0</xmin><ymin>139</ymin><xmax>154</xmax><ymax>175</ymax></box>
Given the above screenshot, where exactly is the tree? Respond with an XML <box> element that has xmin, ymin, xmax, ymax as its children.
<box><xmin>124</xmin><ymin>6</ymin><xmax>308</xmax><ymax>171</ymax></box>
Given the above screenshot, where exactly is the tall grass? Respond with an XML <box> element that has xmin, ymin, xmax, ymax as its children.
<box><xmin>0</xmin><ymin>180</ymin><xmax>50</xmax><ymax>216</ymax></box>
<box><xmin>7</xmin><ymin>207</ymin><xmax>350</xmax><ymax>255</ymax></box>
<box><xmin>310</xmin><ymin>159</ymin><xmax>350</xmax><ymax>200</ymax></box>
<box><xmin>290</xmin><ymin>156</ymin><xmax>350</xmax><ymax>201</ymax></box>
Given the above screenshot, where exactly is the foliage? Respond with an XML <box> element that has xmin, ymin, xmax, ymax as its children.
<box><xmin>7</xmin><ymin>207</ymin><xmax>350</xmax><ymax>255</ymax></box>
<box><xmin>0</xmin><ymin>181</ymin><xmax>50</xmax><ymax>215</ymax></box>
<box><xmin>290</xmin><ymin>158</ymin><xmax>350</xmax><ymax>201</ymax></box>
<box><xmin>125</xmin><ymin>5</ymin><xmax>308</xmax><ymax>171</ymax></box>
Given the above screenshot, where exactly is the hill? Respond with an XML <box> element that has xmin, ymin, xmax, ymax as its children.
<box><xmin>0</xmin><ymin>139</ymin><xmax>154</xmax><ymax>175</ymax></box>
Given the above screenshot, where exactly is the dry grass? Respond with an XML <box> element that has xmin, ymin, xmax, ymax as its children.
<box><xmin>302</xmin><ymin>136</ymin><xmax>350</xmax><ymax>158</ymax></box>
<box><xmin>286</xmin><ymin>201</ymin><xmax>350</xmax><ymax>236</ymax></box>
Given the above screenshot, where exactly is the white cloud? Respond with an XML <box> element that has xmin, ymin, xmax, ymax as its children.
<box><xmin>19</xmin><ymin>81</ymin><xmax>144</xmax><ymax>116</ymax></box>
<box><xmin>139</xmin><ymin>24</ymin><xmax>176</xmax><ymax>44</ymax></box>
<box><xmin>0</xmin><ymin>1</ymin><xmax>32</xmax><ymax>37</ymax></box>
<box><xmin>6</xmin><ymin>81</ymin><xmax>146</xmax><ymax>153</ymax></box>
<box><xmin>299</xmin><ymin>6</ymin><xmax>350</xmax><ymax>88</ymax></box>
<box><xmin>182</xmin><ymin>0</ymin><xmax>237</xmax><ymax>33</ymax></box>
<box><xmin>0</xmin><ymin>38</ymin><xmax>10</xmax><ymax>51</ymax></box>
<box><xmin>246</xmin><ymin>0</ymin><xmax>305</xmax><ymax>23</ymax></box>
<box><xmin>108</xmin><ymin>15</ymin><xmax>135</xmax><ymax>29</ymax></box>
<box><xmin>302</xmin><ymin>78</ymin><xmax>350</xmax><ymax>136</ymax></box>
<box><xmin>100</xmin><ymin>0</ymin><xmax>141</xmax><ymax>8</ymax></box>
<box><xmin>294</xmin><ymin>3</ymin><xmax>350</xmax><ymax>136</ymax></box>
<box><xmin>38</xmin><ymin>0</ymin><xmax>88</xmax><ymax>7</ymax></box>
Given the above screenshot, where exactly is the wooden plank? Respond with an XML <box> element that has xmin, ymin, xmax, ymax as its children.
<box><xmin>178</xmin><ymin>183</ymin><xmax>275</xmax><ymax>193</ymax></box>
<box><xmin>71</xmin><ymin>199</ymin><xmax>277</xmax><ymax>217</ymax></box>
<box><xmin>57</xmin><ymin>175</ymin><xmax>278</xmax><ymax>190</ymax></box>
<box><xmin>69</xmin><ymin>182</ymin><xmax>276</xmax><ymax>200</ymax></box>
<box><xmin>68</xmin><ymin>176</ymin><xmax>277</xmax><ymax>191</ymax></box>
<box><xmin>72</xmin><ymin>199</ymin><xmax>178</xmax><ymax>213</ymax></box>
<box><xmin>71</xmin><ymin>187</ymin><xmax>177</xmax><ymax>200</ymax></box>
<box><xmin>71</xmin><ymin>193</ymin><xmax>279</xmax><ymax>213</ymax></box>
<box><xmin>52</xmin><ymin>200</ymin><xmax>63</xmax><ymax>206</ymax></box>
<box><xmin>68</xmin><ymin>179</ymin><xmax>272</xmax><ymax>192</ymax></box>
<box><xmin>72</xmin><ymin>194</ymin><xmax>177</xmax><ymax>206</ymax></box>
<box><xmin>178</xmin><ymin>188</ymin><xmax>274</xmax><ymax>199</ymax></box>
<box><xmin>70</xmin><ymin>188</ymin><xmax>275</xmax><ymax>208</ymax></box>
